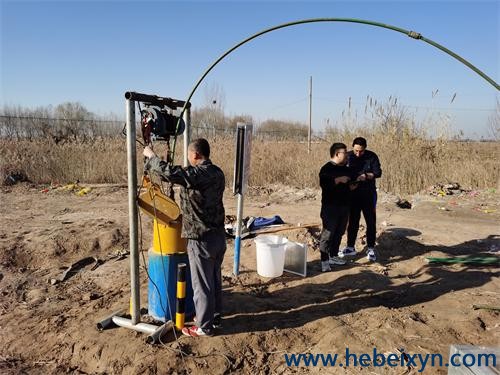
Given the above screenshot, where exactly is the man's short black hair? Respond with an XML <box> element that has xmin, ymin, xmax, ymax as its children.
<box><xmin>352</xmin><ymin>137</ymin><xmax>367</xmax><ymax>148</ymax></box>
<box><xmin>190</xmin><ymin>138</ymin><xmax>210</xmax><ymax>158</ymax></box>
<box><xmin>330</xmin><ymin>142</ymin><xmax>347</xmax><ymax>157</ymax></box>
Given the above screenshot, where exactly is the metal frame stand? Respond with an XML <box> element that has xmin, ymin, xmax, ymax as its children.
<box><xmin>96</xmin><ymin>92</ymin><xmax>190</xmax><ymax>344</ymax></box>
<box><xmin>232</xmin><ymin>123</ymin><xmax>252</xmax><ymax>276</ymax></box>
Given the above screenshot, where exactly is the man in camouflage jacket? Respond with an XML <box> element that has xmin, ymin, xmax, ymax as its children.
<box><xmin>144</xmin><ymin>138</ymin><xmax>226</xmax><ymax>337</ymax></box>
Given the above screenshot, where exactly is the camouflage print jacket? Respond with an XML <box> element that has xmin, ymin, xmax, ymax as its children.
<box><xmin>145</xmin><ymin>157</ymin><xmax>225</xmax><ymax>240</ymax></box>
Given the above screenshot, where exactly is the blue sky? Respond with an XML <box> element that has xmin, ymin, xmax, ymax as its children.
<box><xmin>1</xmin><ymin>0</ymin><xmax>498</xmax><ymax>137</ymax></box>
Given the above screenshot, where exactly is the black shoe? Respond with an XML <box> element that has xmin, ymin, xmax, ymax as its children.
<box><xmin>213</xmin><ymin>313</ymin><xmax>222</xmax><ymax>329</ymax></box>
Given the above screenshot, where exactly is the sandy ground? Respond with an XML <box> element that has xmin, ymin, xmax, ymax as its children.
<box><xmin>0</xmin><ymin>183</ymin><xmax>499</xmax><ymax>374</ymax></box>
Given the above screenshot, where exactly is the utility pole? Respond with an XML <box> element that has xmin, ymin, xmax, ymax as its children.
<box><xmin>308</xmin><ymin>76</ymin><xmax>312</xmax><ymax>153</ymax></box>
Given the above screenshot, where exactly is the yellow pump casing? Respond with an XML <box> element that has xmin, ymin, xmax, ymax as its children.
<box><xmin>138</xmin><ymin>175</ymin><xmax>187</xmax><ymax>255</ymax></box>
<box><xmin>152</xmin><ymin>217</ymin><xmax>187</xmax><ymax>255</ymax></box>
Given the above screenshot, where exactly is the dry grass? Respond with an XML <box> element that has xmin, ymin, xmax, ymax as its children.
<box><xmin>0</xmin><ymin>139</ymin><xmax>127</xmax><ymax>185</ymax></box>
<box><xmin>1</xmin><ymin>135</ymin><xmax>499</xmax><ymax>195</ymax></box>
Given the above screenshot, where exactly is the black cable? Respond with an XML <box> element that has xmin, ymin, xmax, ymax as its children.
<box><xmin>136</xmin><ymin>164</ymin><xmax>187</xmax><ymax>371</ymax></box>
<box><xmin>136</xmin><ymin>181</ymin><xmax>167</xmax><ymax>317</ymax></box>
<box><xmin>122</xmin><ymin>122</ymin><xmax>145</xmax><ymax>147</ymax></box>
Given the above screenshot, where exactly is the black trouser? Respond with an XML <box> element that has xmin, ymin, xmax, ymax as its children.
<box><xmin>319</xmin><ymin>205</ymin><xmax>350</xmax><ymax>261</ymax></box>
<box><xmin>347</xmin><ymin>189</ymin><xmax>377</xmax><ymax>248</ymax></box>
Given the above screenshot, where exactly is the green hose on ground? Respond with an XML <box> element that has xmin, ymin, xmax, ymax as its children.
<box><xmin>472</xmin><ymin>304</ymin><xmax>500</xmax><ymax>311</ymax></box>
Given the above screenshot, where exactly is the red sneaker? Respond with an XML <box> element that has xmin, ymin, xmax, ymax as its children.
<box><xmin>181</xmin><ymin>326</ymin><xmax>214</xmax><ymax>337</ymax></box>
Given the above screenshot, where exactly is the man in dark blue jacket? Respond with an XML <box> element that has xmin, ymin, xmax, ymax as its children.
<box><xmin>339</xmin><ymin>137</ymin><xmax>382</xmax><ymax>261</ymax></box>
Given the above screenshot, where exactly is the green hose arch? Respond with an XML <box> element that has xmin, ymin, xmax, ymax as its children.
<box><xmin>173</xmin><ymin>18</ymin><xmax>499</xmax><ymax>160</ymax></box>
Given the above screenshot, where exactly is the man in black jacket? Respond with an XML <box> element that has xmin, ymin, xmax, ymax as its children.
<box><xmin>318</xmin><ymin>142</ymin><xmax>356</xmax><ymax>272</ymax></box>
<box><xmin>339</xmin><ymin>137</ymin><xmax>382</xmax><ymax>261</ymax></box>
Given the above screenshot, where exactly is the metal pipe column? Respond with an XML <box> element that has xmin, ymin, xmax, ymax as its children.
<box><xmin>126</xmin><ymin>99</ymin><xmax>140</xmax><ymax>324</ymax></box>
<box><xmin>308</xmin><ymin>76</ymin><xmax>312</xmax><ymax>154</ymax></box>
<box><xmin>233</xmin><ymin>193</ymin><xmax>244</xmax><ymax>276</ymax></box>
<box><xmin>183</xmin><ymin>107</ymin><xmax>191</xmax><ymax>167</ymax></box>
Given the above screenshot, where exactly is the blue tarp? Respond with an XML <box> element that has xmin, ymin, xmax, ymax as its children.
<box><xmin>248</xmin><ymin>215</ymin><xmax>285</xmax><ymax>230</ymax></box>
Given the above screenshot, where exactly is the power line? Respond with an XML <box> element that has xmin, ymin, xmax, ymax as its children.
<box><xmin>263</xmin><ymin>97</ymin><xmax>308</xmax><ymax>112</ymax></box>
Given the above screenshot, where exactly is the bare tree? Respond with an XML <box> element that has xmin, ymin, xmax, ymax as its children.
<box><xmin>0</xmin><ymin>105</ymin><xmax>22</xmax><ymax>139</ymax></box>
<box><xmin>54</xmin><ymin>102</ymin><xmax>95</xmax><ymax>142</ymax></box>
<box><xmin>257</xmin><ymin>119</ymin><xmax>308</xmax><ymax>140</ymax></box>
<box><xmin>487</xmin><ymin>98</ymin><xmax>500</xmax><ymax>141</ymax></box>
<box><xmin>1</xmin><ymin>104</ymin><xmax>53</xmax><ymax>140</ymax></box>
<box><xmin>199</xmin><ymin>83</ymin><xmax>227</xmax><ymax>134</ymax></box>
<box><xmin>373</xmin><ymin>96</ymin><xmax>412</xmax><ymax>135</ymax></box>
<box><xmin>203</xmin><ymin>82</ymin><xmax>226</xmax><ymax>111</ymax></box>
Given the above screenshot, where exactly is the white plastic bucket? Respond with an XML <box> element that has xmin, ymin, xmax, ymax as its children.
<box><xmin>254</xmin><ymin>235</ymin><xmax>288</xmax><ymax>277</ymax></box>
